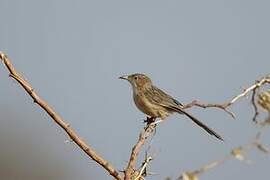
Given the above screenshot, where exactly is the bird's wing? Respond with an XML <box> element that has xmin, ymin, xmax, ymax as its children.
<box><xmin>143</xmin><ymin>86</ymin><xmax>183</xmax><ymax>107</ymax></box>
<box><xmin>143</xmin><ymin>86</ymin><xmax>223</xmax><ymax>141</ymax></box>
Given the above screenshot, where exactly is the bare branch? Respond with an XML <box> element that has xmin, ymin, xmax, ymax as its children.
<box><xmin>134</xmin><ymin>156</ymin><xmax>153</xmax><ymax>180</ymax></box>
<box><xmin>124</xmin><ymin>121</ymin><xmax>156</xmax><ymax>180</ymax></box>
<box><xmin>2</xmin><ymin>51</ymin><xmax>270</xmax><ymax>180</ymax></box>
<box><xmin>0</xmin><ymin>52</ymin><xmax>122</xmax><ymax>180</ymax></box>
<box><xmin>183</xmin><ymin>75</ymin><xmax>270</xmax><ymax>121</ymax></box>
<box><xmin>178</xmin><ymin>117</ymin><xmax>270</xmax><ymax>180</ymax></box>
<box><xmin>227</xmin><ymin>76</ymin><xmax>270</xmax><ymax>106</ymax></box>
<box><xmin>178</xmin><ymin>83</ymin><xmax>270</xmax><ymax>179</ymax></box>
<box><xmin>251</xmin><ymin>88</ymin><xmax>259</xmax><ymax>122</ymax></box>
<box><xmin>182</xmin><ymin>100</ymin><xmax>235</xmax><ymax>119</ymax></box>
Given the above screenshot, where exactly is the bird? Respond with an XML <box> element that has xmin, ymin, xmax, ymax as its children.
<box><xmin>119</xmin><ymin>73</ymin><xmax>223</xmax><ymax>141</ymax></box>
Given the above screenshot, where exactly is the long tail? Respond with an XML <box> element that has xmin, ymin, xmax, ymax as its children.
<box><xmin>169</xmin><ymin>106</ymin><xmax>224</xmax><ymax>141</ymax></box>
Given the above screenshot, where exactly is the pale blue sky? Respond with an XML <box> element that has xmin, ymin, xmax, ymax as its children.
<box><xmin>0</xmin><ymin>0</ymin><xmax>270</xmax><ymax>179</ymax></box>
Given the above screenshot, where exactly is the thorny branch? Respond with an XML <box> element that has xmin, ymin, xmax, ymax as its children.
<box><xmin>183</xmin><ymin>75</ymin><xmax>270</xmax><ymax>120</ymax></box>
<box><xmin>134</xmin><ymin>156</ymin><xmax>153</xmax><ymax>180</ymax></box>
<box><xmin>2</xmin><ymin>51</ymin><xmax>270</xmax><ymax>180</ymax></box>
<box><xmin>178</xmin><ymin>120</ymin><xmax>270</xmax><ymax>180</ymax></box>
<box><xmin>0</xmin><ymin>52</ymin><xmax>122</xmax><ymax>180</ymax></box>
<box><xmin>182</xmin><ymin>100</ymin><xmax>236</xmax><ymax>119</ymax></box>
<box><xmin>178</xmin><ymin>84</ymin><xmax>270</xmax><ymax>180</ymax></box>
<box><xmin>124</xmin><ymin>118</ymin><xmax>156</xmax><ymax>180</ymax></box>
<box><xmin>128</xmin><ymin>75</ymin><xmax>270</xmax><ymax>180</ymax></box>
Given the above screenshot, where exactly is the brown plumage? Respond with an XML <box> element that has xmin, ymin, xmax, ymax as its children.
<box><xmin>120</xmin><ymin>73</ymin><xmax>223</xmax><ymax>141</ymax></box>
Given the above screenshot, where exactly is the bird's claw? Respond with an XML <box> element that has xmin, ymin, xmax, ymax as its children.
<box><xmin>143</xmin><ymin>117</ymin><xmax>156</xmax><ymax>125</ymax></box>
<box><xmin>152</xmin><ymin>120</ymin><xmax>163</xmax><ymax>125</ymax></box>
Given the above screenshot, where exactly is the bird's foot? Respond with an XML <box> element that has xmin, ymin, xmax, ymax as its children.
<box><xmin>143</xmin><ymin>117</ymin><xmax>156</xmax><ymax>125</ymax></box>
<box><xmin>152</xmin><ymin>119</ymin><xmax>163</xmax><ymax>125</ymax></box>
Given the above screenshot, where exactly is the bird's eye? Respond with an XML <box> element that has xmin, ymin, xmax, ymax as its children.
<box><xmin>134</xmin><ymin>76</ymin><xmax>138</xmax><ymax>80</ymax></box>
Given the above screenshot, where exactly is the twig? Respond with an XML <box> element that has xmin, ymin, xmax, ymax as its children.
<box><xmin>124</xmin><ymin>122</ymin><xmax>156</xmax><ymax>180</ymax></box>
<box><xmin>178</xmin><ymin>117</ymin><xmax>270</xmax><ymax>180</ymax></box>
<box><xmin>178</xmin><ymin>82</ymin><xmax>270</xmax><ymax>180</ymax></box>
<box><xmin>193</xmin><ymin>154</ymin><xmax>231</xmax><ymax>176</ymax></box>
<box><xmin>182</xmin><ymin>100</ymin><xmax>235</xmax><ymax>119</ymax></box>
<box><xmin>251</xmin><ymin>88</ymin><xmax>259</xmax><ymax>122</ymax></box>
<box><xmin>0</xmin><ymin>52</ymin><xmax>122</xmax><ymax>180</ymax></box>
<box><xmin>177</xmin><ymin>152</ymin><xmax>232</xmax><ymax>180</ymax></box>
<box><xmin>134</xmin><ymin>156</ymin><xmax>153</xmax><ymax>180</ymax></box>
<box><xmin>2</xmin><ymin>51</ymin><xmax>270</xmax><ymax>180</ymax></box>
<box><xmin>226</xmin><ymin>77</ymin><xmax>270</xmax><ymax>106</ymax></box>
<box><xmin>183</xmin><ymin>75</ymin><xmax>270</xmax><ymax>120</ymax></box>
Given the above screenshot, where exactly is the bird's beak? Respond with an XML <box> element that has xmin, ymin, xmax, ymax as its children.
<box><xmin>119</xmin><ymin>75</ymin><xmax>129</xmax><ymax>80</ymax></box>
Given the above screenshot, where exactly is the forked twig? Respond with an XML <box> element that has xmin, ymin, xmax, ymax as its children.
<box><xmin>178</xmin><ymin>123</ymin><xmax>269</xmax><ymax>180</ymax></box>
<box><xmin>134</xmin><ymin>156</ymin><xmax>153</xmax><ymax>180</ymax></box>
<box><xmin>178</xmin><ymin>85</ymin><xmax>270</xmax><ymax>180</ymax></box>
<box><xmin>182</xmin><ymin>100</ymin><xmax>235</xmax><ymax>118</ymax></box>
<box><xmin>2</xmin><ymin>51</ymin><xmax>270</xmax><ymax>180</ymax></box>
<box><xmin>124</xmin><ymin>121</ymin><xmax>156</xmax><ymax>180</ymax></box>
<box><xmin>183</xmin><ymin>75</ymin><xmax>270</xmax><ymax>120</ymax></box>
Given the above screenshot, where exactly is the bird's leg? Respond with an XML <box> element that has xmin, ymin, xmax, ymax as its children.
<box><xmin>152</xmin><ymin>119</ymin><xmax>164</xmax><ymax>125</ymax></box>
<box><xmin>144</xmin><ymin>117</ymin><xmax>158</xmax><ymax>136</ymax></box>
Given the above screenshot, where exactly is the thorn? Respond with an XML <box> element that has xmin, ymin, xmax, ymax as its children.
<box><xmin>29</xmin><ymin>88</ymin><xmax>34</xmax><ymax>94</ymax></box>
<box><xmin>64</xmin><ymin>139</ymin><xmax>73</xmax><ymax>144</ymax></box>
<box><xmin>0</xmin><ymin>52</ymin><xmax>6</xmax><ymax>59</ymax></box>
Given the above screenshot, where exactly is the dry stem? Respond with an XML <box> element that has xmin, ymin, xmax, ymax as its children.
<box><xmin>183</xmin><ymin>75</ymin><xmax>270</xmax><ymax>121</ymax></box>
<box><xmin>2</xmin><ymin>51</ymin><xmax>270</xmax><ymax>180</ymax></box>
<box><xmin>134</xmin><ymin>156</ymin><xmax>153</xmax><ymax>180</ymax></box>
<box><xmin>0</xmin><ymin>52</ymin><xmax>122</xmax><ymax>180</ymax></box>
<box><xmin>179</xmin><ymin>99</ymin><xmax>270</xmax><ymax>180</ymax></box>
<box><xmin>124</xmin><ymin>122</ymin><xmax>156</xmax><ymax>180</ymax></box>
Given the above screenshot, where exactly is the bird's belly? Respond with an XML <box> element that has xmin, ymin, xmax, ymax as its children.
<box><xmin>133</xmin><ymin>94</ymin><xmax>169</xmax><ymax>119</ymax></box>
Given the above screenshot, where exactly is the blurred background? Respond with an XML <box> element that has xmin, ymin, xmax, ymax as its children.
<box><xmin>0</xmin><ymin>0</ymin><xmax>270</xmax><ymax>179</ymax></box>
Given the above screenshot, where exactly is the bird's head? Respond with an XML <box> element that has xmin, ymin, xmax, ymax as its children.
<box><xmin>119</xmin><ymin>73</ymin><xmax>152</xmax><ymax>89</ymax></box>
